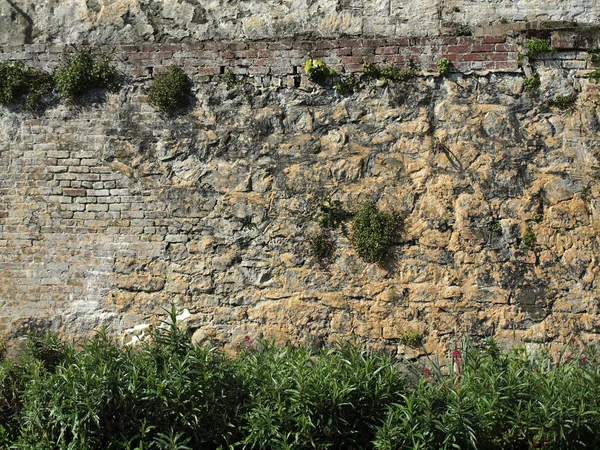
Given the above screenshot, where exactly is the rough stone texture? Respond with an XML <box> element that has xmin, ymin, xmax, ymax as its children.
<box><xmin>1</xmin><ymin>0</ymin><xmax>600</xmax><ymax>45</ymax></box>
<box><xmin>1</xmin><ymin>33</ymin><xmax>600</xmax><ymax>355</ymax></box>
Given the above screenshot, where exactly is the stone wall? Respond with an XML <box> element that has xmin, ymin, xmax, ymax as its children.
<box><xmin>1</xmin><ymin>0</ymin><xmax>599</xmax><ymax>45</ymax></box>
<box><xmin>1</xmin><ymin>18</ymin><xmax>600</xmax><ymax>355</ymax></box>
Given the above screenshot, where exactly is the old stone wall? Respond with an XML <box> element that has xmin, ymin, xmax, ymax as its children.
<box><xmin>1</xmin><ymin>6</ymin><xmax>600</xmax><ymax>355</ymax></box>
<box><xmin>1</xmin><ymin>0</ymin><xmax>600</xmax><ymax>45</ymax></box>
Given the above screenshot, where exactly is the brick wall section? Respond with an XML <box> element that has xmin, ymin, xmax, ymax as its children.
<box><xmin>1</xmin><ymin>33</ymin><xmax>596</xmax><ymax>86</ymax></box>
<box><xmin>0</xmin><ymin>36</ymin><xmax>521</xmax><ymax>82</ymax></box>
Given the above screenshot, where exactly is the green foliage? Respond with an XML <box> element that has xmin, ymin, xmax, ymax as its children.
<box><xmin>398</xmin><ymin>331</ymin><xmax>421</xmax><ymax>348</ymax></box>
<box><xmin>304</xmin><ymin>59</ymin><xmax>338</xmax><ymax>85</ymax></box>
<box><xmin>308</xmin><ymin>229</ymin><xmax>336</xmax><ymax>262</ymax></box>
<box><xmin>237</xmin><ymin>341</ymin><xmax>404</xmax><ymax>450</ymax></box>
<box><xmin>548</xmin><ymin>94</ymin><xmax>577</xmax><ymax>110</ymax></box>
<box><xmin>489</xmin><ymin>220</ymin><xmax>502</xmax><ymax>234</ymax></box>
<box><xmin>335</xmin><ymin>75</ymin><xmax>359</xmax><ymax>96</ymax></box>
<box><xmin>2</xmin><ymin>332</ymin><xmax>600</xmax><ymax>449</ymax></box>
<box><xmin>526</xmin><ymin>38</ymin><xmax>554</xmax><ymax>59</ymax></box>
<box><xmin>351</xmin><ymin>202</ymin><xmax>403</xmax><ymax>263</ymax></box>
<box><xmin>531</xmin><ymin>213</ymin><xmax>544</xmax><ymax>223</ymax></box>
<box><xmin>54</xmin><ymin>51</ymin><xmax>120</xmax><ymax>104</ymax></box>
<box><xmin>522</xmin><ymin>72</ymin><xmax>540</xmax><ymax>91</ymax></box>
<box><xmin>364</xmin><ymin>61</ymin><xmax>417</xmax><ymax>82</ymax></box>
<box><xmin>317</xmin><ymin>197</ymin><xmax>346</xmax><ymax>230</ymax></box>
<box><xmin>223</xmin><ymin>68</ymin><xmax>245</xmax><ymax>89</ymax></box>
<box><xmin>522</xmin><ymin>228</ymin><xmax>536</xmax><ymax>247</ymax></box>
<box><xmin>437</xmin><ymin>58</ymin><xmax>450</xmax><ymax>76</ymax></box>
<box><xmin>374</xmin><ymin>338</ymin><xmax>600</xmax><ymax>450</ymax></box>
<box><xmin>588</xmin><ymin>67</ymin><xmax>600</xmax><ymax>84</ymax></box>
<box><xmin>0</xmin><ymin>61</ymin><xmax>53</xmax><ymax>111</ymax></box>
<box><xmin>149</xmin><ymin>65</ymin><xmax>192</xmax><ymax>112</ymax></box>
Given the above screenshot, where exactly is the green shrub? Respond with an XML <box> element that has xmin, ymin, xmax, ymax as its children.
<box><xmin>364</xmin><ymin>61</ymin><xmax>417</xmax><ymax>82</ymax></box>
<box><xmin>437</xmin><ymin>58</ymin><xmax>450</xmax><ymax>76</ymax></box>
<box><xmin>149</xmin><ymin>65</ymin><xmax>192</xmax><ymax>112</ymax></box>
<box><xmin>526</xmin><ymin>38</ymin><xmax>554</xmax><ymax>59</ymax></box>
<box><xmin>0</xmin><ymin>61</ymin><xmax>53</xmax><ymax>111</ymax></box>
<box><xmin>374</xmin><ymin>338</ymin><xmax>600</xmax><ymax>450</ymax></box>
<box><xmin>3</xmin><ymin>329</ymin><xmax>600</xmax><ymax>449</ymax></box>
<box><xmin>54</xmin><ymin>51</ymin><xmax>120</xmax><ymax>104</ymax></box>
<box><xmin>304</xmin><ymin>59</ymin><xmax>338</xmax><ymax>85</ymax></box>
<box><xmin>351</xmin><ymin>202</ymin><xmax>403</xmax><ymax>263</ymax></box>
<box><xmin>238</xmin><ymin>341</ymin><xmax>404</xmax><ymax>450</ymax></box>
<box><xmin>522</xmin><ymin>72</ymin><xmax>540</xmax><ymax>91</ymax></box>
<box><xmin>522</xmin><ymin>228</ymin><xmax>536</xmax><ymax>247</ymax></box>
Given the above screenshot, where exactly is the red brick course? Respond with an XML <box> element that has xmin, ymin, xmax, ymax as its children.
<box><xmin>0</xmin><ymin>34</ymin><xmax>592</xmax><ymax>83</ymax></box>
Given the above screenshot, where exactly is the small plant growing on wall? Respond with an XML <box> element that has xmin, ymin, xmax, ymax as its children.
<box><xmin>351</xmin><ymin>202</ymin><xmax>403</xmax><ymax>264</ymax></box>
<box><xmin>521</xmin><ymin>228</ymin><xmax>536</xmax><ymax>247</ymax></box>
<box><xmin>308</xmin><ymin>229</ymin><xmax>336</xmax><ymax>263</ymax></box>
<box><xmin>547</xmin><ymin>94</ymin><xmax>577</xmax><ymax>110</ymax></box>
<box><xmin>304</xmin><ymin>59</ymin><xmax>338</xmax><ymax>85</ymax></box>
<box><xmin>398</xmin><ymin>331</ymin><xmax>421</xmax><ymax>348</ymax></box>
<box><xmin>0</xmin><ymin>61</ymin><xmax>53</xmax><ymax>111</ymax></box>
<box><xmin>526</xmin><ymin>38</ymin><xmax>554</xmax><ymax>59</ymax></box>
<box><xmin>588</xmin><ymin>67</ymin><xmax>600</xmax><ymax>84</ymax></box>
<box><xmin>522</xmin><ymin>72</ymin><xmax>540</xmax><ymax>91</ymax></box>
<box><xmin>149</xmin><ymin>65</ymin><xmax>192</xmax><ymax>112</ymax></box>
<box><xmin>364</xmin><ymin>61</ymin><xmax>417</xmax><ymax>83</ymax></box>
<box><xmin>54</xmin><ymin>51</ymin><xmax>120</xmax><ymax>104</ymax></box>
<box><xmin>437</xmin><ymin>58</ymin><xmax>450</xmax><ymax>76</ymax></box>
<box><xmin>317</xmin><ymin>197</ymin><xmax>347</xmax><ymax>230</ymax></box>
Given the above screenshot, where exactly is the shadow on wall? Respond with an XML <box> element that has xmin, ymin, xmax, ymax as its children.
<box><xmin>6</xmin><ymin>0</ymin><xmax>33</xmax><ymax>44</ymax></box>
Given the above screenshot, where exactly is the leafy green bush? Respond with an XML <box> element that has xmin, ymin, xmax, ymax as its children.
<box><xmin>149</xmin><ymin>65</ymin><xmax>192</xmax><ymax>112</ymax></box>
<box><xmin>374</xmin><ymin>339</ymin><xmax>600</xmax><ymax>450</ymax></box>
<box><xmin>54</xmin><ymin>51</ymin><xmax>120</xmax><ymax>104</ymax></box>
<box><xmin>237</xmin><ymin>341</ymin><xmax>404</xmax><ymax>450</ymax></box>
<box><xmin>2</xmin><ymin>328</ymin><xmax>600</xmax><ymax>449</ymax></box>
<box><xmin>0</xmin><ymin>61</ymin><xmax>53</xmax><ymax>111</ymax></box>
<box><xmin>437</xmin><ymin>58</ymin><xmax>450</xmax><ymax>76</ymax></box>
<box><xmin>351</xmin><ymin>202</ymin><xmax>403</xmax><ymax>263</ymax></box>
<box><xmin>304</xmin><ymin>59</ymin><xmax>338</xmax><ymax>85</ymax></box>
<box><xmin>526</xmin><ymin>38</ymin><xmax>554</xmax><ymax>59</ymax></box>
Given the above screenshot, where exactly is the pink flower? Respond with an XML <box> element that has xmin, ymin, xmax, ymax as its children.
<box><xmin>569</xmin><ymin>336</ymin><xmax>577</xmax><ymax>344</ymax></box>
<box><xmin>565</xmin><ymin>355</ymin><xmax>573</xmax><ymax>363</ymax></box>
<box><xmin>244</xmin><ymin>335</ymin><xmax>251</xmax><ymax>341</ymax></box>
<box><xmin>452</xmin><ymin>349</ymin><xmax>462</xmax><ymax>359</ymax></box>
<box><xmin>423</xmin><ymin>368</ymin><xmax>432</xmax><ymax>377</ymax></box>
